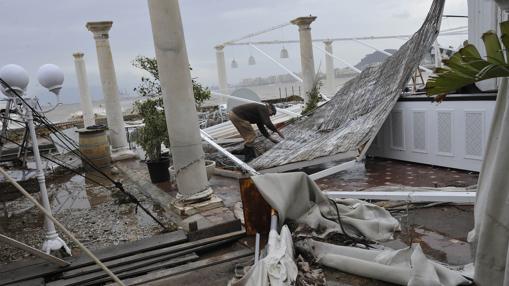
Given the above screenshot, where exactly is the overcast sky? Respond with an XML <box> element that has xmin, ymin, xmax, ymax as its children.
<box><xmin>0</xmin><ymin>0</ymin><xmax>467</xmax><ymax>104</ymax></box>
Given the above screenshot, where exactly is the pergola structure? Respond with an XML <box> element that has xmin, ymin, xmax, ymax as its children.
<box><xmin>214</xmin><ymin>21</ymin><xmax>467</xmax><ymax>98</ymax></box>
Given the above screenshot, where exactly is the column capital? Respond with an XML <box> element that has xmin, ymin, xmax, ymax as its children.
<box><xmin>86</xmin><ymin>21</ymin><xmax>113</xmax><ymax>39</ymax></box>
<box><xmin>323</xmin><ymin>39</ymin><xmax>333</xmax><ymax>46</ymax></box>
<box><xmin>214</xmin><ymin>44</ymin><xmax>225</xmax><ymax>51</ymax></box>
<box><xmin>73</xmin><ymin>52</ymin><xmax>84</xmax><ymax>59</ymax></box>
<box><xmin>290</xmin><ymin>16</ymin><xmax>317</xmax><ymax>29</ymax></box>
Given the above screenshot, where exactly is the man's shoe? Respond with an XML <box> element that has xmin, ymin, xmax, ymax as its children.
<box><xmin>244</xmin><ymin>146</ymin><xmax>257</xmax><ymax>162</ymax></box>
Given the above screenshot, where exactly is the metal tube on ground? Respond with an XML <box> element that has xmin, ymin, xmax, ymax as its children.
<box><xmin>200</xmin><ymin>130</ymin><xmax>259</xmax><ymax>176</ymax></box>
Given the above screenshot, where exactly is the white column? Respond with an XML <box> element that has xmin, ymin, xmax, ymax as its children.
<box><xmin>215</xmin><ymin>45</ymin><xmax>228</xmax><ymax>104</ymax></box>
<box><xmin>147</xmin><ymin>0</ymin><xmax>211</xmax><ymax>198</ymax></box>
<box><xmin>324</xmin><ymin>40</ymin><xmax>335</xmax><ymax>97</ymax></box>
<box><xmin>291</xmin><ymin>16</ymin><xmax>317</xmax><ymax>104</ymax></box>
<box><xmin>73</xmin><ymin>52</ymin><xmax>95</xmax><ymax>128</ymax></box>
<box><xmin>86</xmin><ymin>21</ymin><xmax>131</xmax><ymax>157</ymax></box>
<box><xmin>468</xmin><ymin>0</ymin><xmax>498</xmax><ymax>91</ymax></box>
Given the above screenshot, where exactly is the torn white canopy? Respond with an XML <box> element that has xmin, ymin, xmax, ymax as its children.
<box><xmin>250</xmin><ymin>0</ymin><xmax>445</xmax><ymax>170</ymax></box>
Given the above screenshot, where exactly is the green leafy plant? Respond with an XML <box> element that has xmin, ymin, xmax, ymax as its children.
<box><xmin>132</xmin><ymin>56</ymin><xmax>211</xmax><ymax>106</ymax></box>
<box><xmin>133</xmin><ymin>97</ymin><xmax>170</xmax><ymax>161</ymax></box>
<box><xmin>426</xmin><ymin>20</ymin><xmax>509</xmax><ymax>99</ymax></box>
<box><xmin>301</xmin><ymin>76</ymin><xmax>323</xmax><ymax>115</ymax></box>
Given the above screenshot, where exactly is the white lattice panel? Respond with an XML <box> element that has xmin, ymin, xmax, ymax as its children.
<box><xmin>390</xmin><ymin>110</ymin><xmax>404</xmax><ymax>150</ymax></box>
<box><xmin>437</xmin><ymin>111</ymin><xmax>453</xmax><ymax>155</ymax></box>
<box><xmin>465</xmin><ymin>111</ymin><xmax>484</xmax><ymax>159</ymax></box>
<box><xmin>367</xmin><ymin>99</ymin><xmax>495</xmax><ymax>172</ymax></box>
<box><xmin>412</xmin><ymin>111</ymin><xmax>426</xmax><ymax>152</ymax></box>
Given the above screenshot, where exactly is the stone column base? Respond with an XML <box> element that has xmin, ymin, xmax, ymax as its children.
<box><xmin>111</xmin><ymin>148</ymin><xmax>137</xmax><ymax>162</ymax></box>
<box><xmin>171</xmin><ymin>194</ymin><xmax>223</xmax><ymax>216</ymax></box>
<box><xmin>171</xmin><ymin>187</ymin><xmax>223</xmax><ymax>216</ymax></box>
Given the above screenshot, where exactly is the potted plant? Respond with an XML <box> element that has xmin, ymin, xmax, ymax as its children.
<box><xmin>134</xmin><ymin>97</ymin><xmax>171</xmax><ymax>183</ymax></box>
<box><xmin>132</xmin><ymin>56</ymin><xmax>213</xmax><ymax>183</ymax></box>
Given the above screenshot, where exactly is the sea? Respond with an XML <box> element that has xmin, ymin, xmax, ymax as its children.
<box><xmin>2</xmin><ymin>77</ymin><xmax>354</xmax><ymax>125</ymax></box>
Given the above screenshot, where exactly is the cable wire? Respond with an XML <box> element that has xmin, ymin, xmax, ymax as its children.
<box><xmin>0</xmin><ymin>78</ymin><xmax>168</xmax><ymax>230</ymax></box>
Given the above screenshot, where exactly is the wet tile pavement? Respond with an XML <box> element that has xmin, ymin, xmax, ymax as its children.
<box><xmin>313</xmin><ymin>157</ymin><xmax>479</xmax><ymax>192</ymax></box>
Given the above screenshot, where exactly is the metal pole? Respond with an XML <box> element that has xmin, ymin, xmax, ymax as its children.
<box><xmin>312</xmin><ymin>43</ymin><xmax>361</xmax><ymax>73</ymax></box>
<box><xmin>200</xmin><ymin>130</ymin><xmax>259</xmax><ymax>176</ymax></box>
<box><xmin>249</xmin><ymin>43</ymin><xmax>303</xmax><ymax>83</ymax></box>
<box><xmin>24</xmin><ymin>100</ymin><xmax>70</xmax><ymax>255</ymax></box>
<box><xmin>0</xmin><ymin>98</ymin><xmax>12</xmax><ymax>159</ymax></box>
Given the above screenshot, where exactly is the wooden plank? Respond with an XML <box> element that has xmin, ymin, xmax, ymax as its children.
<box><xmin>188</xmin><ymin>219</ymin><xmax>242</xmax><ymax>241</ymax></box>
<box><xmin>119</xmin><ymin>248</ymin><xmax>254</xmax><ymax>286</ymax></box>
<box><xmin>4</xmin><ymin>278</ymin><xmax>45</xmax><ymax>286</ymax></box>
<box><xmin>61</xmin><ymin>230</ymin><xmax>245</xmax><ymax>279</ymax></box>
<box><xmin>0</xmin><ymin>230</ymin><xmax>187</xmax><ymax>286</ymax></box>
<box><xmin>0</xmin><ymin>234</ymin><xmax>70</xmax><ymax>267</ymax></box>
<box><xmin>69</xmin><ymin>230</ymin><xmax>187</xmax><ymax>268</ymax></box>
<box><xmin>47</xmin><ymin>253</ymin><xmax>198</xmax><ymax>286</ymax></box>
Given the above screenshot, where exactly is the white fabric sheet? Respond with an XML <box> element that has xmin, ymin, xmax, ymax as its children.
<box><xmin>297</xmin><ymin>239</ymin><xmax>471</xmax><ymax>286</ymax></box>
<box><xmin>231</xmin><ymin>225</ymin><xmax>298</xmax><ymax>286</ymax></box>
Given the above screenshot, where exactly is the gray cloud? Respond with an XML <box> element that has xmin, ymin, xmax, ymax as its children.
<box><xmin>0</xmin><ymin>0</ymin><xmax>467</xmax><ymax>104</ymax></box>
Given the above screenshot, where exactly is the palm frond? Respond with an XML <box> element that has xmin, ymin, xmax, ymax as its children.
<box><xmin>426</xmin><ymin>20</ymin><xmax>509</xmax><ymax>98</ymax></box>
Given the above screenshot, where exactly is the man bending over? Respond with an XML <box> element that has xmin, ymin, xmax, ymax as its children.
<box><xmin>229</xmin><ymin>103</ymin><xmax>285</xmax><ymax>161</ymax></box>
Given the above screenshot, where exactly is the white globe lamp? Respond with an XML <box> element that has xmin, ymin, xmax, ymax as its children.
<box><xmin>37</xmin><ymin>64</ymin><xmax>64</xmax><ymax>95</ymax></box>
<box><xmin>0</xmin><ymin>64</ymin><xmax>29</xmax><ymax>96</ymax></box>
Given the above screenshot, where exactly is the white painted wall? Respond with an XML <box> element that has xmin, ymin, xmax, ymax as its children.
<box><xmin>368</xmin><ymin>97</ymin><xmax>496</xmax><ymax>172</ymax></box>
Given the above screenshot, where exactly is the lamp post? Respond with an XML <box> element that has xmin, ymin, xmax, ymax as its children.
<box><xmin>0</xmin><ymin>64</ymin><xmax>71</xmax><ymax>255</ymax></box>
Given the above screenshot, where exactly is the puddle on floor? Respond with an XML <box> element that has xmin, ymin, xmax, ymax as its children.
<box><xmin>383</xmin><ymin>225</ymin><xmax>471</xmax><ymax>265</ymax></box>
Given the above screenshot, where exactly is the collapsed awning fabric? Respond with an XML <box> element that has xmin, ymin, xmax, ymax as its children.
<box><xmin>296</xmin><ymin>239</ymin><xmax>471</xmax><ymax>286</ymax></box>
<box><xmin>251</xmin><ymin>172</ymin><xmax>400</xmax><ymax>241</ymax></box>
<box><xmin>250</xmin><ymin>0</ymin><xmax>445</xmax><ymax>170</ymax></box>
